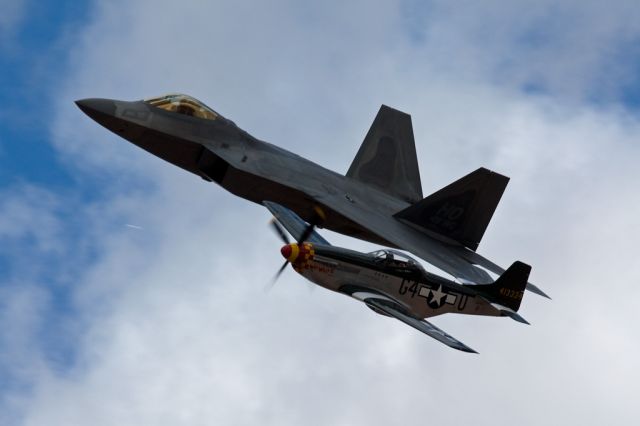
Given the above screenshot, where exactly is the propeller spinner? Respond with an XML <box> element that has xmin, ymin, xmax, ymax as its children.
<box><xmin>266</xmin><ymin>206</ymin><xmax>325</xmax><ymax>289</ymax></box>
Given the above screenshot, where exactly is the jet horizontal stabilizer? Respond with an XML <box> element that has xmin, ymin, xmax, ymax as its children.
<box><xmin>394</xmin><ymin>167</ymin><xmax>509</xmax><ymax>251</ymax></box>
<box><xmin>458</xmin><ymin>249</ymin><xmax>549</xmax><ymax>298</ymax></box>
<box><xmin>526</xmin><ymin>282</ymin><xmax>551</xmax><ymax>299</ymax></box>
<box><xmin>489</xmin><ymin>302</ymin><xmax>530</xmax><ymax>324</ymax></box>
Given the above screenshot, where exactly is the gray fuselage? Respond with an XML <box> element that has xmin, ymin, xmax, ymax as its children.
<box><xmin>76</xmin><ymin>96</ymin><xmax>547</xmax><ymax>293</ymax></box>
<box><xmin>79</xmin><ymin>98</ymin><xmax>406</xmax><ymax>246</ymax></box>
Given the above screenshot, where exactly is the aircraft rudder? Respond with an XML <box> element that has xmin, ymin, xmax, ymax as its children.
<box><xmin>393</xmin><ymin>167</ymin><xmax>509</xmax><ymax>250</ymax></box>
<box><xmin>483</xmin><ymin>261</ymin><xmax>531</xmax><ymax>312</ymax></box>
<box><xmin>346</xmin><ymin>105</ymin><xmax>423</xmax><ymax>203</ymax></box>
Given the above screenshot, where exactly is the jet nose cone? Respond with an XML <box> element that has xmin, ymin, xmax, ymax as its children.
<box><xmin>75</xmin><ymin>98</ymin><xmax>117</xmax><ymax>120</ymax></box>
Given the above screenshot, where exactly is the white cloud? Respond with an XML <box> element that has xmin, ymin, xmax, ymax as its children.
<box><xmin>0</xmin><ymin>185</ymin><xmax>63</xmax><ymax>256</ymax></box>
<box><xmin>403</xmin><ymin>0</ymin><xmax>640</xmax><ymax>103</ymax></box>
<box><xmin>4</xmin><ymin>0</ymin><xmax>640</xmax><ymax>424</ymax></box>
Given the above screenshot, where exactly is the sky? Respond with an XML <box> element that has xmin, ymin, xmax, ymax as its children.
<box><xmin>1</xmin><ymin>0</ymin><xmax>640</xmax><ymax>424</ymax></box>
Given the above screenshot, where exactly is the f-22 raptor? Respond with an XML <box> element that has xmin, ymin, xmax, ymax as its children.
<box><xmin>76</xmin><ymin>93</ymin><xmax>549</xmax><ymax>300</ymax></box>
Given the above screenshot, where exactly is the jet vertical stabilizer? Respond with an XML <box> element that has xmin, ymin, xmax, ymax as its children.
<box><xmin>347</xmin><ymin>105</ymin><xmax>423</xmax><ymax>203</ymax></box>
<box><xmin>394</xmin><ymin>168</ymin><xmax>509</xmax><ymax>251</ymax></box>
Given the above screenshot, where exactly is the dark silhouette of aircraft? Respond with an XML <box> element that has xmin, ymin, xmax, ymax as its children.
<box><xmin>76</xmin><ymin>93</ymin><xmax>548</xmax><ymax>299</ymax></box>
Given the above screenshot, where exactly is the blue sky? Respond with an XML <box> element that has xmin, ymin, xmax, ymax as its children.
<box><xmin>2</xmin><ymin>1</ymin><xmax>640</xmax><ymax>425</ymax></box>
<box><xmin>0</xmin><ymin>1</ymin><xmax>95</xmax><ymax>410</ymax></box>
<box><xmin>1</xmin><ymin>1</ymin><xmax>89</xmax><ymax>186</ymax></box>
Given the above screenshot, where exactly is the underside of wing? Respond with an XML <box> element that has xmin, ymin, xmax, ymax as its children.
<box><xmin>263</xmin><ymin>201</ymin><xmax>330</xmax><ymax>245</ymax></box>
<box><xmin>363</xmin><ymin>297</ymin><xmax>477</xmax><ymax>353</ymax></box>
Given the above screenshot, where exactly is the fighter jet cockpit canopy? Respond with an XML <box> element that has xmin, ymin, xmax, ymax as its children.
<box><xmin>144</xmin><ymin>93</ymin><xmax>219</xmax><ymax>120</ymax></box>
<box><xmin>369</xmin><ymin>249</ymin><xmax>427</xmax><ymax>273</ymax></box>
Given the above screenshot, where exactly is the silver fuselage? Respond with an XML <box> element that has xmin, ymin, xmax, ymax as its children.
<box><xmin>292</xmin><ymin>245</ymin><xmax>501</xmax><ymax>319</ymax></box>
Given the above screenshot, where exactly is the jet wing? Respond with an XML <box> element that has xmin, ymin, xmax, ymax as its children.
<box><xmin>362</xmin><ymin>296</ymin><xmax>477</xmax><ymax>353</ymax></box>
<box><xmin>308</xmin><ymin>189</ymin><xmax>548</xmax><ymax>297</ymax></box>
<box><xmin>308</xmin><ymin>189</ymin><xmax>495</xmax><ymax>283</ymax></box>
<box><xmin>458</xmin><ymin>248</ymin><xmax>550</xmax><ymax>298</ymax></box>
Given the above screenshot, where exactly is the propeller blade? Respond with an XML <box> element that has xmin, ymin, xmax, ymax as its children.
<box><xmin>265</xmin><ymin>260</ymin><xmax>289</xmax><ymax>292</ymax></box>
<box><xmin>296</xmin><ymin>206</ymin><xmax>326</xmax><ymax>245</ymax></box>
<box><xmin>275</xmin><ymin>259</ymin><xmax>289</xmax><ymax>278</ymax></box>
<box><xmin>266</xmin><ymin>206</ymin><xmax>325</xmax><ymax>292</ymax></box>
<box><xmin>269</xmin><ymin>218</ymin><xmax>290</xmax><ymax>244</ymax></box>
<box><xmin>297</xmin><ymin>224</ymin><xmax>315</xmax><ymax>246</ymax></box>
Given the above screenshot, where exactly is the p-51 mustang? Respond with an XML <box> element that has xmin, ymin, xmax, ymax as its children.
<box><xmin>76</xmin><ymin>93</ymin><xmax>549</xmax><ymax>299</ymax></box>
<box><xmin>266</xmin><ymin>201</ymin><xmax>531</xmax><ymax>353</ymax></box>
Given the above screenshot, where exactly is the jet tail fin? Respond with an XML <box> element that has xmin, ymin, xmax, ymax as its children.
<box><xmin>347</xmin><ymin>105</ymin><xmax>423</xmax><ymax>203</ymax></box>
<box><xmin>393</xmin><ymin>167</ymin><xmax>509</xmax><ymax>251</ymax></box>
<box><xmin>474</xmin><ymin>261</ymin><xmax>531</xmax><ymax>312</ymax></box>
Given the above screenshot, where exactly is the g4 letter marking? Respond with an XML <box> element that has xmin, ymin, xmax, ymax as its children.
<box><xmin>399</xmin><ymin>279</ymin><xmax>408</xmax><ymax>295</ymax></box>
<box><xmin>399</xmin><ymin>279</ymin><xmax>419</xmax><ymax>297</ymax></box>
<box><xmin>408</xmin><ymin>282</ymin><xmax>418</xmax><ymax>297</ymax></box>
